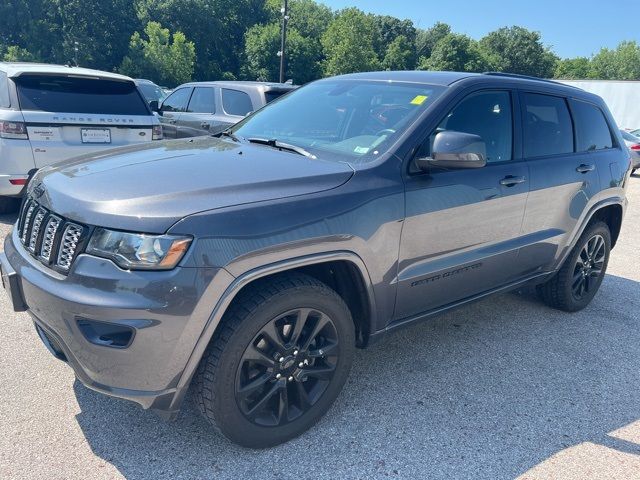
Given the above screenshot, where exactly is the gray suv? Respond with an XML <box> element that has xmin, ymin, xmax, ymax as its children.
<box><xmin>157</xmin><ymin>81</ymin><xmax>296</xmax><ymax>138</ymax></box>
<box><xmin>0</xmin><ymin>71</ymin><xmax>630</xmax><ymax>448</ymax></box>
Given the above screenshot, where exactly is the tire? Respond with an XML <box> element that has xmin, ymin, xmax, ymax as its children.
<box><xmin>0</xmin><ymin>196</ymin><xmax>20</xmax><ymax>214</ymax></box>
<box><xmin>193</xmin><ymin>272</ymin><xmax>355</xmax><ymax>448</ymax></box>
<box><xmin>537</xmin><ymin>221</ymin><xmax>611</xmax><ymax>312</ymax></box>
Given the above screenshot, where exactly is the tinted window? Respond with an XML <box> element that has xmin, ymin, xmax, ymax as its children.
<box><xmin>426</xmin><ymin>90</ymin><xmax>513</xmax><ymax>163</ymax></box>
<box><xmin>187</xmin><ymin>87</ymin><xmax>215</xmax><ymax>113</ymax></box>
<box><xmin>16</xmin><ymin>75</ymin><xmax>149</xmax><ymax>115</ymax></box>
<box><xmin>523</xmin><ymin>93</ymin><xmax>573</xmax><ymax>158</ymax></box>
<box><xmin>570</xmin><ymin>99</ymin><xmax>613</xmax><ymax>151</ymax></box>
<box><xmin>222</xmin><ymin>89</ymin><xmax>253</xmax><ymax>116</ymax></box>
<box><xmin>265</xmin><ymin>90</ymin><xmax>288</xmax><ymax>103</ymax></box>
<box><xmin>161</xmin><ymin>88</ymin><xmax>191</xmax><ymax>112</ymax></box>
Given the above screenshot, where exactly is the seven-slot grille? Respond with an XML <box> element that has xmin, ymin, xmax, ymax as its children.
<box><xmin>17</xmin><ymin>197</ymin><xmax>86</xmax><ymax>273</ymax></box>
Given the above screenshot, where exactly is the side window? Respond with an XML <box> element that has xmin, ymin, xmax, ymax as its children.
<box><xmin>523</xmin><ymin>93</ymin><xmax>573</xmax><ymax>158</ymax></box>
<box><xmin>0</xmin><ymin>72</ymin><xmax>9</xmax><ymax>108</ymax></box>
<box><xmin>186</xmin><ymin>87</ymin><xmax>215</xmax><ymax>113</ymax></box>
<box><xmin>419</xmin><ymin>90</ymin><xmax>513</xmax><ymax>163</ymax></box>
<box><xmin>161</xmin><ymin>88</ymin><xmax>191</xmax><ymax>112</ymax></box>
<box><xmin>222</xmin><ymin>89</ymin><xmax>253</xmax><ymax>116</ymax></box>
<box><xmin>569</xmin><ymin>99</ymin><xmax>613</xmax><ymax>152</ymax></box>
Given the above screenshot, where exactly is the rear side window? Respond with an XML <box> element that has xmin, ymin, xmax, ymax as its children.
<box><xmin>0</xmin><ymin>72</ymin><xmax>9</xmax><ymax>108</ymax></box>
<box><xmin>187</xmin><ymin>87</ymin><xmax>215</xmax><ymax>113</ymax></box>
<box><xmin>523</xmin><ymin>93</ymin><xmax>573</xmax><ymax>158</ymax></box>
<box><xmin>161</xmin><ymin>87</ymin><xmax>191</xmax><ymax>112</ymax></box>
<box><xmin>222</xmin><ymin>89</ymin><xmax>253</xmax><ymax>116</ymax></box>
<box><xmin>570</xmin><ymin>99</ymin><xmax>613</xmax><ymax>151</ymax></box>
<box><xmin>16</xmin><ymin>75</ymin><xmax>149</xmax><ymax>115</ymax></box>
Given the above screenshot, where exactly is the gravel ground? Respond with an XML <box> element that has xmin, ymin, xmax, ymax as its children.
<box><xmin>0</xmin><ymin>177</ymin><xmax>639</xmax><ymax>480</ymax></box>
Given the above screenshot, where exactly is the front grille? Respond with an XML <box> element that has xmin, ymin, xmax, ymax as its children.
<box><xmin>17</xmin><ymin>197</ymin><xmax>88</xmax><ymax>273</ymax></box>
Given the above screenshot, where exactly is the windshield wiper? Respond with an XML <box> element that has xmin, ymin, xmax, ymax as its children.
<box><xmin>213</xmin><ymin>130</ymin><xmax>242</xmax><ymax>142</ymax></box>
<box><xmin>246</xmin><ymin>137</ymin><xmax>316</xmax><ymax>159</ymax></box>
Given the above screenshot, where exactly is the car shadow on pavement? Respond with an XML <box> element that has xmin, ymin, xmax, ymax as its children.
<box><xmin>0</xmin><ymin>212</ymin><xmax>18</xmax><ymax>227</ymax></box>
<box><xmin>73</xmin><ymin>273</ymin><xmax>640</xmax><ymax>480</ymax></box>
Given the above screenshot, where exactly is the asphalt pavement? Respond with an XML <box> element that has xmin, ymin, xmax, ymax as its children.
<box><xmin>1</xmin><ymin>177</ymin><xmax>639</xmax><ymax>480</ymax></box>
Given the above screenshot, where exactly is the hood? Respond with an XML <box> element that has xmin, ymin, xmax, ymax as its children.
<box><xmin>30</xmin><ymin>136</ymin><xmax>354</xmax><ymax>233</ymax></box>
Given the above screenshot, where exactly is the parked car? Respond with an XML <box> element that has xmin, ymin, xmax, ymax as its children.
<box><xmin>0</xmin><ymin>71</ymin><xmax>630</xmax><ymax>448</ymax></box>
<box><xmin>630</xmin><ymin>128</ymin><xmax>640</xmax><ymax>139</ymax></box>
<box><xmin>0</xmin><ymin>62</ymin><xmax>163</xmax><ymax>213</ymax></box>
<box><xmin>135</xmin><ymin>78</ymin><xmax>168</xmax><ymax>107</ymax></box>
<box><xmin>157</xmin><ymin>80</ymin><xmax>296</xmax><ymax>138</ymax></box>
<box><xmin>621</xmin><ymin>129</ymin><xmax>640</xmax><ymax>175</ymax></box>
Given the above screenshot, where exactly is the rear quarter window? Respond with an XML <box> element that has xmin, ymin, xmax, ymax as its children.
<box><xmin>222</xmin><ymin>89</ymin><xmax>253</xmax><ymax>116</ymax></box>
<box><xmin>16</xmin><ymin>75</ymin><xmax>149</xmax><ymax>115</ymax></box>
<box><xmin>569</xmin><ymin>99</ymin><xmax>614</xmax><ymax>151</ymax></box>
<box><xmin>0</xmin><ymin>72</ymin><xmax>9</xmax><ymax>108</ymax></box>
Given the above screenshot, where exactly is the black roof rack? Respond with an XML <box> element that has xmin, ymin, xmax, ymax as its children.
<box><xmin>482</xmin><ymin>71</ymin><xmax>581</xmax><ymax>89</ymax></box>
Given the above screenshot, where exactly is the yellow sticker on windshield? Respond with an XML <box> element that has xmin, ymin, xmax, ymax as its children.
<box><xmin>410</xmin><ymin>95</ymin><xmax>428</xmax><ymax>105</ymax></box>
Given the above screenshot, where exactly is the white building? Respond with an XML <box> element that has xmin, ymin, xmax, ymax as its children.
<box><xmin>557</xmin><ymin>80</ymin><xmax>640</xmax><ymax>130</ymax></box>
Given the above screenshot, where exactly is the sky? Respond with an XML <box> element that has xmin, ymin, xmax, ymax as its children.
<box><xmin>318</xmin><ymin>0</ymin><xmax>640</xmax><ymax>59</ymax></box>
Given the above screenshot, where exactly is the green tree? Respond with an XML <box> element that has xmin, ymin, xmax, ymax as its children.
<box><xmin>244</xmin><ymin>23</ymin><xmax>322</xmax><ymax>83</ymax></box>
<box><xmin>418</xmin><ymin>33</ymin><xmax>488</xmax><ymax>72</ymax></box>
<box><xmin>416</xmin><ymin>22</ymin><xmax>451</xmax><ymax>59</ymax></box>
<box><xmin>2</xmin><ymin>45</ymin><xmax>38</xmax><ymax>62</ymax></box>
<box><xmin>589</xmin><ymin>41</ymin><xmax>640</xmax><ymax>80</ymax></box>
<box><xmin>479</xmin><ymin>26</ymin><xmax>558</xmax><ymax>78</ymax></box>
<box><xmin>137</xmin><ymin>0</ymin><xmax>267</xmax><ymax>80</ymax></box>
<box><xmin>382</xmin><ymin>35</ymin><xmax>414</xmax><ymax>70</ymax></box>
<box><xmin>54</xmin><ymin>0</ymin><xmax>138</xmax><ymax>69</ymax></box>
<box><xmin>265</xmin><ymin>0</ymin><xmax>333</xmax><ymax>39</ymax></box>
<box><xmin>373</xmin><ymin>15</ymin><xmax>416</xmax><ymax>67</ymax></box>
<box><xmin>554</xmin><ymin>57</ymin><xmax>591</xmax><ymax>79</ymax></box>
<box><xmin>321</xmin><ymin>8</ymin><xmax>380</xmax><ymax>76</ymax></box>
<box><xmin>119</xmin><ymin>21</ymin><xmax>195</xmax><ymax>87</ymax></box>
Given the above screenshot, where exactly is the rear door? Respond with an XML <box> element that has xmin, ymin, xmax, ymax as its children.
<box><xmin>396</xmin><ymin>89</ymin><xmax>529</xmax><ymax>320</ymax></box>
<box><xmin>158</xmin><ymin>87</ymin><xmax>192</xmax><ymax>139</ymax></box>
<box><xmin>14</xmin><ymin>74</ymin><xmax>155</xmax><ymax>168</ymax></box>
<box><xmin>517</xmin><ymin>92</ymin><xmax>601</xmax><ymax>274</ymax></box>
<box><xmin>177</xmin><ymin>86</ymin><xmax>217</xmax><ymax>137</ymax></box>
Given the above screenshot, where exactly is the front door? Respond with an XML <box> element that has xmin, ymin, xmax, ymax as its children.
<box><xmin>158</xmin><ymin>87</ymin><xmax>192</xmax><ymax>139</ymax></box>
<box><xmin>395</xmin><ymin>89</ymin><xmax>529</xmax><ymax>320</ymax></box>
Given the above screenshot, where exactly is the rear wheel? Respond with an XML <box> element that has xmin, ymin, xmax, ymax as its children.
<box><xmin>0</xmin><ymin>196</ymin><xmax>20</xmax><ymax>214</ymax></box>
<box><xmin>537</xmin><ymin>221</ymin><xmax>611</xmax><ymax>312</ymax></box>
<box><xmin>193</xmin><ymin>273</ymin><xmax>355</xmax><ymax>448</ymax></box>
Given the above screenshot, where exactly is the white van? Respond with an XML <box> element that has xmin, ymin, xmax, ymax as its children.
<box><xmin>0</xmin><ymin>62</ymin><xmax>162</xmax><ymax>212</ymax></box>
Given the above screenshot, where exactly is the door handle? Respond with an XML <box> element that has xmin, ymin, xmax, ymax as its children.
<box><xmin>168</xmin><ymin>119</ymin><xmax>176</xmax><ymax>124</ymax></box>
<box><xmin>576</xmin><ymin>163</ymin><xmax>595</xmax><ymax>173</ymax></box>
<box><xmin>499</xmin><ymin>175</ymin><xmax>526</xmax><ymax>187</ymax></box>
<box><xmin>201</xmin><ymin>122</ymin><xmax>210</xmax><ymax>129</ymax></box>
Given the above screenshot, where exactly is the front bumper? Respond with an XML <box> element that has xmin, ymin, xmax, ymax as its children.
<box><xmin>1</xmin><ymin>228</ymin><xmax>233</xmax><ymax>417</ymax></box>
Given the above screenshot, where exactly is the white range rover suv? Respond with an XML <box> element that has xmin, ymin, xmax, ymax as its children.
<box><xmin>0</xmin><ymin>62</ymin><xmax>163</xmax><ymax>212</ymax></box>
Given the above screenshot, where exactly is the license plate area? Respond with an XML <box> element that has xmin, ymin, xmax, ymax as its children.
<box><xmin>81</xmin><ymin>128</ymin><xmax>111</xmax><ymax>144</ymax></box>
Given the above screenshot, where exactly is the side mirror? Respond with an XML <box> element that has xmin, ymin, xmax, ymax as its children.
<box><xmin>149</xmin><ymin>100</ymin><xmax>160</xmax><ymax>113</ymax></box>
<box><xmin>416</xmin><ymin>131</ymin><xmax>487</xmax><ymax>171</ymax></box>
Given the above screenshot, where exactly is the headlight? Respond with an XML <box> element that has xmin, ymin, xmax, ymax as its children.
<box><xmin>87</xmin><ymin>228</ymin><xmax>191</xmax><ymax>270</ymax></box>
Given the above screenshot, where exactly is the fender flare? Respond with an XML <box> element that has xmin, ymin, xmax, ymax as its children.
<box><xmin>166</xmin><ymin>250</ymin><xmax>377</xmax><ymax>413</ymax></box>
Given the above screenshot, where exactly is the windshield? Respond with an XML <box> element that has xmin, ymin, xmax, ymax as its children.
<box><xmin>232</xmin><ymin>80</ymin><xmax>445</xmax><ymax>162</ymax></box>
<box><xmin>138</xmin><ymin>82</ymin><xmax>167</xmax><ymax>103</ymax></box>
<box><xmin>16</xmin><ymin>75</ymin><xmax>150</xmax><ymax>115</ymax></box>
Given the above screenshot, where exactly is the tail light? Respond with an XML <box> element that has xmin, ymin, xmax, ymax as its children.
<box><xmin>0</xmin><ymin>120</ymin><xmax>28</xmax><ymax>140</ymax></box>
<box><xmin>152</xmin><ymin>125</ymin><xmax>163</xmax><ymax>140</ymax></box>
<box><xmin>630</xmin><ymin>144</ymin><xmax>640</xmax><ymax>151</ymax></box>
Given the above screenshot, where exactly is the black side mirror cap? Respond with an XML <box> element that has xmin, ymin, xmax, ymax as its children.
<box><xmin>149</xmin><ymin>100</ymin><xmax>160</xmax><ymax>113</ymax></box>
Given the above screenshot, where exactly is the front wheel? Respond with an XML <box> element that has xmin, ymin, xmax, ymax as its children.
<box><xmin>193</xmin><ymin>273</ymin><xmax>355</xmax><ymax>448</ymax></box>
<box><xmin>537</xmin><ymin>221</ymin><xmax>611</xmax><ymax>312</ymax></box>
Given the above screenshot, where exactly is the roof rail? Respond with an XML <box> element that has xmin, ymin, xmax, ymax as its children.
<box><xmin>482</xmin><ymin>71</ymin><xmax>580</xmax><ymax>89</ymax></box>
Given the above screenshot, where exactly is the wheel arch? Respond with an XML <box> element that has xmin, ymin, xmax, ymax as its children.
<box><xmin>167</xmin><ymin>251</ymin><xmax>377</xmax><ymax>413</ymax></box>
